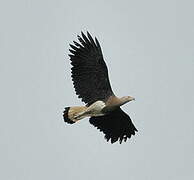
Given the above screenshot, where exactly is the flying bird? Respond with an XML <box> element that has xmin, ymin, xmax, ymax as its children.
<box><xmin>63</xmin><ymin>31</ymin><xmax>137</xmax><ymax>144</ymax></box>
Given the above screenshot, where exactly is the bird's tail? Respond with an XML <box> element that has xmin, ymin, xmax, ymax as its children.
<box><xmin>63</xmin><ymin>106</ymin><xmax>88</xmax><ymax>124</ymax></box>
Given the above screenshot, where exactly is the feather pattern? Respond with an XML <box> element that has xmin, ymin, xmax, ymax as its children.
<box><xmin>69</xmin><ymin>31</ymin><xmax>114</xmax><ymax>105</ymax></box>
<box><xmin>89</xmin><ymin>108</ymin><xmax>138</xmax><ymax>144</ymax></box>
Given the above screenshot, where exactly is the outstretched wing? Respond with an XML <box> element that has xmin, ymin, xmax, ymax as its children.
<box><xmin>69</xmin><ymin>31</ymin><xmax>114</xmax><ymax>105</ymax></box>
<box><xmin>89</xmin><ymin>108</ymin><xmax>137</xmax><ymax>144</ymax></box>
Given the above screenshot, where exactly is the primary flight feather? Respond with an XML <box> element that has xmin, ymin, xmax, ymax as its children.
<box><xmin>63</xmin><ymin>31</ymin><xmax>137</xmax><ymax>144</ymax></box>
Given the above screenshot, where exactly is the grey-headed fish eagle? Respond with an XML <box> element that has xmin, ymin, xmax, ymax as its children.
<box><xmin>63</xmin><ymin>31</ymin><xmax>137</xmax><ymax>144</ymax></box>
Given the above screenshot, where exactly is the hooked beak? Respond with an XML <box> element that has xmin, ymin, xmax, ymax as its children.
<box><xmin>129</xmin><ymin>96</ymin><xmax>135</xmax><ymax>101</ymax></box>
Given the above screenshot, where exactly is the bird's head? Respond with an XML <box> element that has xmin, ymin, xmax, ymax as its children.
<box><xmin>120</xmin><ymin>96</ymin><xmax>135</xmax><ymax>106</ymax></box>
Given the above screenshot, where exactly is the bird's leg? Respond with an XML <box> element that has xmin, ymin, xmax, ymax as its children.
<box><xmin>74</xmin><ymin>100</ymin><xmax>106</xmax><ymax>120</ymax></box>
<box><xmin>74</xmin><ymin>101</ymin><xmax>106</xmax><ymax>120</ymax></box>
<box><xmin>74</xmin><ymin>110</ymin><xmax>90</xmax><ymax>120</ymax></box>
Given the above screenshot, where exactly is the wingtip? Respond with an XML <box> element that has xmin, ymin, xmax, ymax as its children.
<box><xmin>95</xmin><ymin>37</ymin><xmax>100</xmax><ymax>46</ymax></box>
<box><xmin>68</xmin><ymin>54</ymin><xmax>74</xmax><ymax>58</ymax></box>
<box><xmin>86</xmin><ymin>31</ymin><xmax>91</xmax><ymax>37</ymax></box>
<box><xmin>69</xmin><ymin>49</ymin><xmax>76</xmax><ymax>54</ymax></box>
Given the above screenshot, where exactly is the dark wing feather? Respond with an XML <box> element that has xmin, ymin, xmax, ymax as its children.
<box><xmin>89</xmin><ymin>108</ymin><xmax>137</xmax><ymax>144</ymax></box>
<box><xmin>69</xmin><ymin>31</ymin><xmax>114</xmax><ymax>105</ymax></box>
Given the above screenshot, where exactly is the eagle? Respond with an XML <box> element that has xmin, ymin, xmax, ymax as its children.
<box><xmin>63</xmin><ymin>31</ymin><xmax>137</xmax><ymax>144</ymax></box>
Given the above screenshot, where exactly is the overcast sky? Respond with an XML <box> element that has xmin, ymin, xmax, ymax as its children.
<box><xmin>0</xmin><ymin>0</ymin><xmax>194</xmax><ymax>179</ymax></box>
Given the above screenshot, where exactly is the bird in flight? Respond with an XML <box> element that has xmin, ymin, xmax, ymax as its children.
<box><xmin>63</xmin><ymin>31</ymin><xmax>137</xmax><ymax>144</ymax></box>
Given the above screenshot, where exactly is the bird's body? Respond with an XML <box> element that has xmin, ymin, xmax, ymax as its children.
<box><xmin>69</xmin><ymin>101</ymin><xmax>106</xmax><ymax>122</ymax></box>
<box><xmin>63</xmin><ymin>31</ymin><xmax>137</xmax><ymax>144</ymax></box>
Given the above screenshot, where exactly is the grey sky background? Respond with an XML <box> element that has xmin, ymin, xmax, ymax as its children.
<box><xmin>0</xmin><ymin>0</ymin><xmax>194</xmax><ymax>179</ymax></box>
